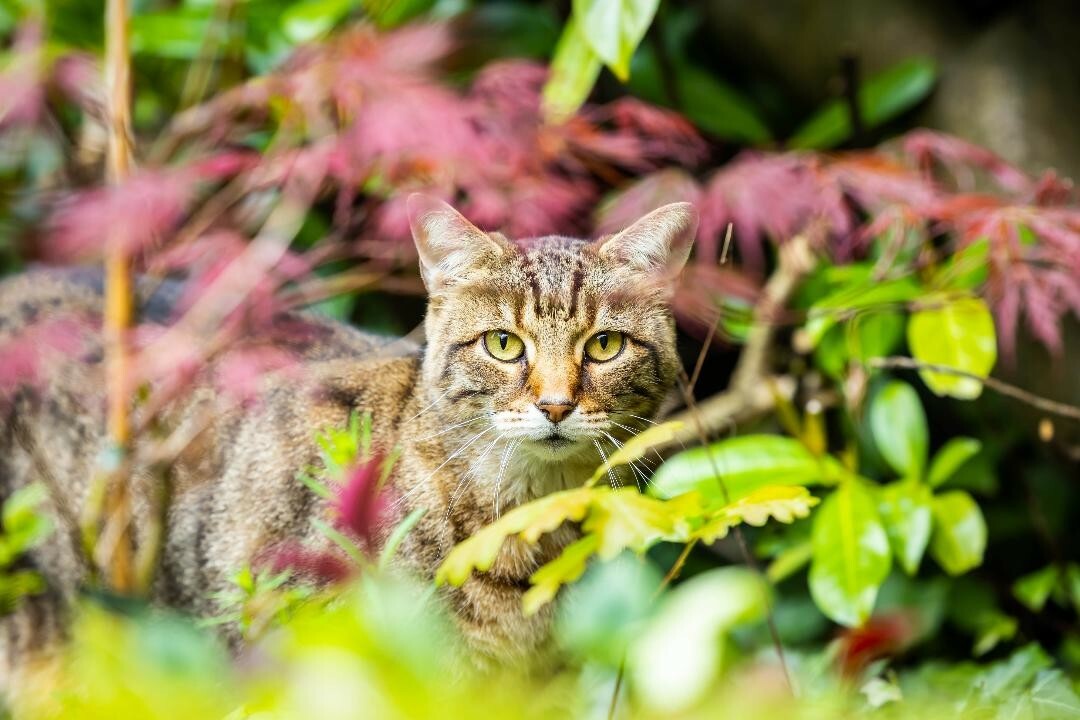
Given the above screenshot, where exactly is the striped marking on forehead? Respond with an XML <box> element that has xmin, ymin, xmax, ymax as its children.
<box><xmin>514</xmin><ymin>237</ymin><xmax>594</xmax><ymax>320</ymax></box>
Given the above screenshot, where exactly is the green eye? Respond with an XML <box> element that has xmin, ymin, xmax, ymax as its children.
<box><xmin>484</xmin><ymin>330</ymin><xmax>526</xmax><ymax>362</ymax></box>
<box><xmin>584</xmin><ymin>331</ymin><xmax>624</xmax><ymax>362</ymax></box>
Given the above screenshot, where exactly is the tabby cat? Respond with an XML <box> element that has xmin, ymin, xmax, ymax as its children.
<box><xmin>0</xmin><ymin>195</ymin><xmax>696</xmax><ymax>688</ymax></box>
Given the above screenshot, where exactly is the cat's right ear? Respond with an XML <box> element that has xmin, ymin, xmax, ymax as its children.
<box><xmin>407</xmin><ymin>194</ymin><xmax>510</xmax><ymax>291</ymax></box>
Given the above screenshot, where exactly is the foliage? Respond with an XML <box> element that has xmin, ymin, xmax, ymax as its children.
<box><xmin>0</xmin><ymin>0</ymin><xmax>1078</xmax><ymax>717</ymax></box>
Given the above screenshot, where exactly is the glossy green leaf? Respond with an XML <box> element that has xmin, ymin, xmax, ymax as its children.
<box><xmin>789</xmin><ymin>57</ymin><xmax>937</xmax><ymax>149</ymax></box>
<box><xmin>869</xmin><ymin>381</ymin><xmax>929</xmax><ymax>478</ymax></box>
<box><xmin>927</xmin><ymin>437</ymin><xmax>982</xmax><ymax>488</ymax></box>
<box><xmin>929</xmin><ymin>491</ymin><xmax>987</xmax><ymax>575</ymax></box>
<box><xmin>908</xmin><ymin>295</ymin><xmax>997</xmax><ymax>399</ymax></box>
<box><xmin>541</xmin><ymin>16</ymin><xmax>603</xmax><ymax>122</ymax></box>
<box><xmin>877</xmin><ymin>480</ymin><xmax>932</xmax><ymax>575</ymax></box>
<box><xmin>809</xmin><ymin>480</ymin><xmax>891</xmax><ymax>627</ymax></box>
<box><xmin>649</xmin><ymin>435</ymin><xmax>846</xmax><ymax>504</ymax></box>
<box><xmin>572</xmin><ymin>0</ymin><xmax>658</xmax><ymax>81</ymax></box>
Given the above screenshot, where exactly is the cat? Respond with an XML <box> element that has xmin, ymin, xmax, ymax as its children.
<box><xmin>0</xmin><ymin>194</ymin><xmax>696</xmax><ymax>689</ymax></box>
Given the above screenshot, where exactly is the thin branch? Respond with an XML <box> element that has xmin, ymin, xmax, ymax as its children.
<box><xmin>868</xmin><ymin>357</ymin><xmax>1080</xmax><ymax>422</ymax></box>
<box><xmin>664</xmin><ymin>235</ymin><xmax>816</xmax><ymax>448</ymax></box>
<box><xmin>99</xmin><ymin>0</ymin><xmax>136</xmax><ymax>593</ymax></box>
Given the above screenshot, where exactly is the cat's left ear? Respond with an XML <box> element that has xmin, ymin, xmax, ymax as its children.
<box><xmin>596</xmin><ymin>202</ymin><xmax>698</xmax><ymax>280</ymax></box>
<box><xmin>407</xmin><ymin>194</ymin><xmax>511</xmax><ymax>291</ymax></box>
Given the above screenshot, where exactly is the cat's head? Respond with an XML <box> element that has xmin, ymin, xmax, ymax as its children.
<box><xmin>407</xmin><ymin>194</ymin><xmax>696</xmax><ymax>466</ymax></box>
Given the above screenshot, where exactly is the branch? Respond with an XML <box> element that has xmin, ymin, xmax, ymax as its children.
<box><xmin>664</xmin><ymin>235</ymin><xmax>816</xmax><ymax>447</ymax></box>
<box><xmin>98</xmin><ymin>0</ymin><xmax>136</xmax><ymax>593</ymax></box>
<box><xmin>868</xmin><ymin>357</ymin><xmax>1080</xmax><ymax>422</ymax></box>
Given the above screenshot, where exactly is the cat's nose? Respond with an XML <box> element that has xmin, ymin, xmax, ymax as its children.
<box><xmin>537</xmin><ymin>401</ymin><xmax>575</xmax><ymax>424</ymax></box>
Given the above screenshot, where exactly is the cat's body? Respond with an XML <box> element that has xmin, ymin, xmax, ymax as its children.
<box><xmin>0</xmin><ymin>197</ymin><xmax>696</xmax><ymax>690</ymax></box>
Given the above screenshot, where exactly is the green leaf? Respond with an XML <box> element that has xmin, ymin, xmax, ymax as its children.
<box><xmin>789</xmin><ymin>57</ymin><xmax>937</xmax><ymax>149</ymax></box>
<box><xmin>361</xmin><ymin>0</ymin><xmax>436</xmax><ymax>29</ymax></box>
<box><xmin>809</xmin><ymin>480</ymin><xmax>891</xmax><ymax>627</ymax></box>
<box><xmin>804</xmin><ymin>276</ymin><xmax>921</xmax><ymax>346</ymax></box>
<box><xmin>572</xmin><ymin>0</ymin><xmax>659</xmax><ymax>81</ymax></box>
<box><xmin>877</xmin><ymin>480</ymin><xmax>932</xmax><ymax>575</ymax></box>
<box><xmin>629</xmin><ymin>567</ymin><xmax>768</xmax><ymax>712</ymax></box>
<box><xmin>649</xmin><ymin>435</ymin><xmax>846</xmax><ymax>504</ymax></box>
<box><xmin>378</xmin><ymin>507</ymin><xmax>426</xmax><ymax>571</ymax></box>
<box><xmin>927</xmin><ymin>438</ymin><xmax>982</xmax><ymax>488</ymax></box>
<box><xmin>765</xmin><ymin>540</ymin><xmax>813</xmax><ymax>584</ymax></box>
<box><xmin>908</xmin><ymin>295</ymin><xmax>997</xmax><ymax>399</ymax></box>
<box><xmin>869</xmin><ymin>381</ymin><xmax>929</xmax><ymax>478</ymax></box>
<box><xmin>929</xmin><ymin>491</ymin><xmax>987</xmax><ymax>575</ymax></box>
<box><xmin>555</xmin><ymin>553</ymin><xmax>661</xmax><ymax>666</ymax></box>
<box><xmin>130</xmin><ymin>10</ymin><xmax>212</xmax><ymax>59</ymax></box>
<box><xmin>1012</xmin><ymin>565</ymin><xmax>1058</xmax><ymax>613</ymax></box>
<box><xmin>934</xmin><ymin>238</ymin><xmax>990</xmax><ymax>291</ymax></box>
<box><xmin>281</xmin><ymin>0</ymin><xmax>357</xmax><ymax>44</ymax></box>
<box><xmin>523</xmin><ymin>535</ymin><xmax>600</xmax><ymax>616</ymax></box>
<box><xmin>675</xmin><ymin>62</ymin><xmax>771</xmax><ymax>143</ymax></box>
<box><xmin>814</xmin><ymin>310</ymin><xmax>906</xmax><ymax>379</ymax></box>
<box><xmin>541</xmin><ymin>16</ymin><xmax>603</xmax><ymax>122</ymax></box>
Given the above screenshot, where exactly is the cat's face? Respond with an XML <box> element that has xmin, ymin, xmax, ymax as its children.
<box><xmin>408</xmin><ymin>195</ymin><xmax>696</xmax><ymax>469</ymax></box>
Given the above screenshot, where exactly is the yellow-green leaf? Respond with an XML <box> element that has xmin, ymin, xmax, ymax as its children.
<box><xmin>587</xmin><ymin>420</ymin><xmax>684</xmax><ymax>487</ymax></box>
<box><xmin>523</xmin><ymin>535</ymin><xmax>600</xmax><ymax>616</ymax></box>
<box><xmin>908</xmin><ymin>295</ymin><xmax>997</xmax><ymax>399</ymax></box>
<box><xmin>586</xmin><ymin>490</ymin><xmax>699</xmax><ymax>558</ymax></box>
<box><xmin>435</xmin><ymin>488</ymin><xmax>594</xmax><ymax>586</ymax></box>
<box><xmin>571</xmin><ymin>0</ymin><xmax>659</xmax><ymax>81</ymax></box>
<box><xmin>695</xmin><ymin>486</ymin><xmax>818</xmax><ymax>543</ymax></box>
<box><xmin>541</xmin><ymin>16</ymin><xmax>602</xmax><ymax>123</ymax></box>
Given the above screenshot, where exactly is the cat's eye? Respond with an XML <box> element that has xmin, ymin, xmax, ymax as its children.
<box><xmin>584</xmin><ymin>331</ymin><xmax>624</xmax><ymax>362</ymax></box>
<box><xmin>483</xmin><ymin>330</ymin><xmax>526</xmax><ymax>362</ymax></box>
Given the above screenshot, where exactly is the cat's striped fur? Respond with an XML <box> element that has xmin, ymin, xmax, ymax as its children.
<box><xmin>0</xmin><ymin>196</ymin><xmax>696</xmax><ymax>691</ymax></box>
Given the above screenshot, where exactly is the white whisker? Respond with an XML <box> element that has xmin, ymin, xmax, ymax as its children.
<box><xmin>393</xmin><ymin>425</ymin><xmax>495</xmax><ymax>508</ymax></box>
<box><xmin>592</xmin><ymin>439</ymin><xmax>620</xmax><ymax>490</ymax></box>
<box><xmin>601</xmin><ymin>431</ymin><xmax>649</xmax><ymax>492</ymax></box>
<box><xmin>493</xmin><ymin>438</ymin><xmax>523</xmax><ymax>520</ymax></box>
<box><xmin>421</xmin><ymin>414</ymin><xmax>488</xmax><ymax>443</ymax></box>
<box><xmin>403</xmin><ymin>385</ymin><xmax>454</xmax><ymax>426</ymax></box>
<box><xmin>447</xmin><ymin>433</ymin><xmax>504</xmax><ymax>519</ymax></box>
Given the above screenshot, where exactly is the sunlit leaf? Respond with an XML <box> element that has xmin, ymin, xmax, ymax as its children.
<box><xmin>650</xmin><ymin>435</ymin><xmax>846</xmax><ymax>504</ymax></box>
<box><xmin>869</xmin><ymin>380</ymin><xmax>928</xmax><ymax>478</ymax></box>
<box><xmin>809</xmin><ymin>480</ymin><xmax>891</xmax><ymax>627</ymax></box>
<box><xmin>281</xmin><ymin>0</ymin><xmax>358</xmax><ymax>44</ymax></box>
<box><xmin>927</xmin><ymin>437</ymin><xmax>982</xmax><ymax>488</ymax></box>
<box><xmin>877</xmin><ymin>479</ymin><xmax>932</xmax><ymax>575</ymax></box>
<box><xmin>435</xmin><ymin>488</ymin><xmax>594</xmax><ymax>586</ymax></box>
<box><xmin>587</xmin><ymin>420</ymin><xmax>683</xmax><ymax>486</ymax></box>
<box><xmin>908</xmin><ymin>295</ymin><xmax>997</xmax><ymax>399</ymax></box>
<box><xmin>522</xmin><ymin>535</ymin><xmax>600</xmax><ymax>616</ymax></box>
<box><xmin>696</xmin><ymin>486</ymin><xmax>819</xmax><ymax>543</ymax></box>
<box><xmin>586</xmin><ymin>490</ymin><xmax>699</xmax><ymax>557</ymax></box>
<box><xmin>541</xmin><ymin>16</ymin><xmax>603</xmax><ymax>122</ymax></box>
<box><xmin>572</xmin><ymin>0</ymin><xmax>659</xmax><ymax>81</ymax></box>
<box><xmin>929</xmin><ymin>490</ymin><xmax>987</xmax><ymax>576</ymax></box>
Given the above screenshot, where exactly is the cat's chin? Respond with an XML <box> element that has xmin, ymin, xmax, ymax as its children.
<box><xmin>520</xmin><ymin>435</ymin><xmax>592</xmax><ymax>463</ymax></box>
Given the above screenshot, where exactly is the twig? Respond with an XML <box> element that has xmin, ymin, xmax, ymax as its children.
<box><xmin>99</xmin><ymin>0</ymin><xmax>136</xmax><ymax>593</ymax></box>
<box><xmin>664</xmin><ymin>235</ymin><xmax>816</xmax><ymax>448</ymax></box>
<box><xmin>868</xmin><ymin>357</ymin><xmax>1080</xmax><ymax>422</ymax></box>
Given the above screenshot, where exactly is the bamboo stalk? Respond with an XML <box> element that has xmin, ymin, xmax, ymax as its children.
<box><xmin>101</xmin><ymin>0</ymin><xmax>136</xmax><ymax>593</ymax></box>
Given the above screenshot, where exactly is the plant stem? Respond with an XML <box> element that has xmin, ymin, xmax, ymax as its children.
<box><xmin>101</xmin><ymin>0</ymin><xmax>136</xmax><ymax>593</ymax></box>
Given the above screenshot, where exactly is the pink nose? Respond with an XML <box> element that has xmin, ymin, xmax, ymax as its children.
<box><xmin>537</xmin><ymin>402</ymin><xmax>575</xmax><ymax>424</ymax></box>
